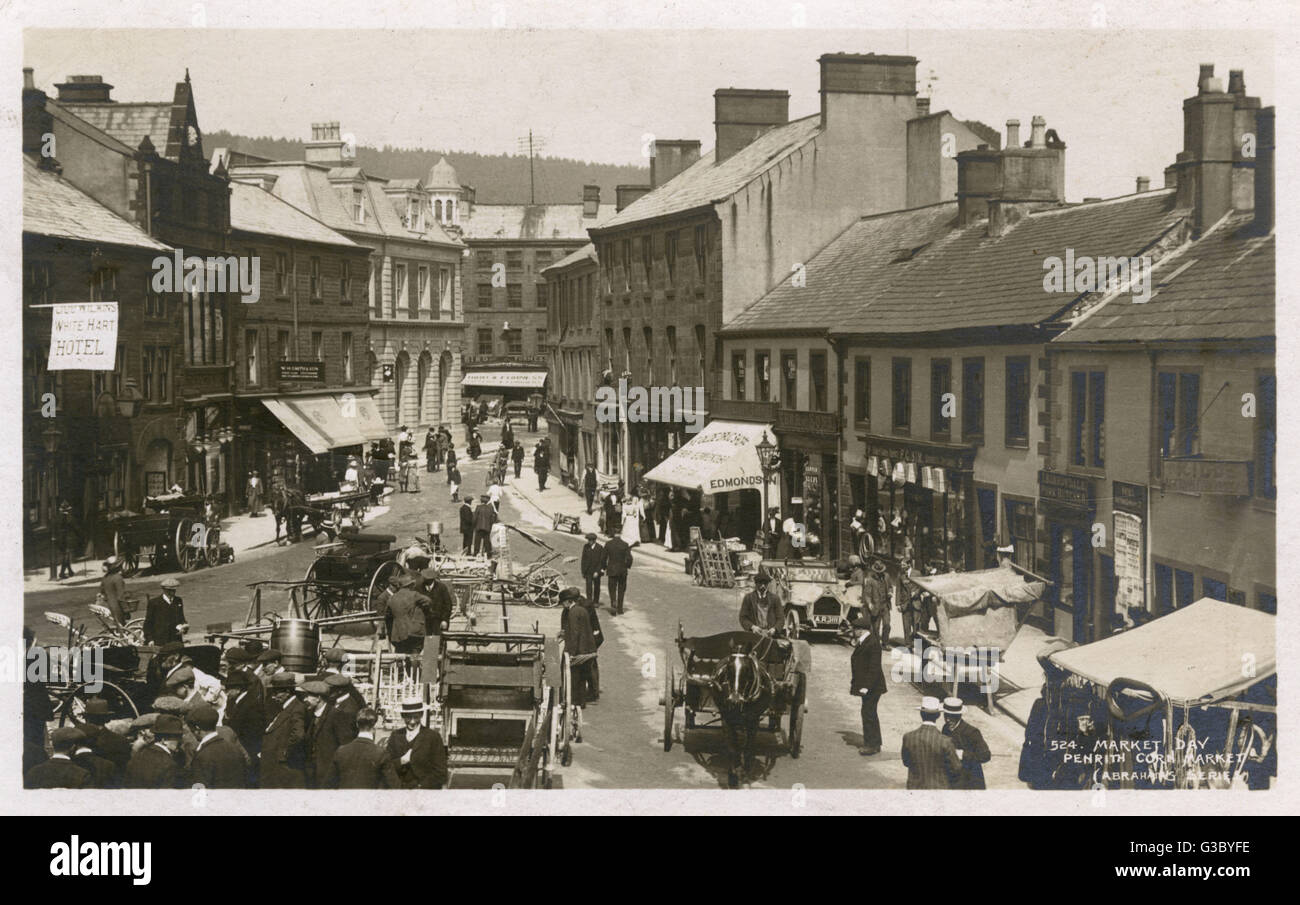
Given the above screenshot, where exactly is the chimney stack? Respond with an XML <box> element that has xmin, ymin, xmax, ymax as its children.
<box><xmin>819</xmin><ymin>53</ymin><xmax>917</xmax><ymax>133</ymax></box>
<box><xmin>23</xmin><ymin>68</ymin><xmax>55</xmax><ymax>162</ymax></box>
<box><xmin>1229</xmin><ymin>70</ymin><xmax>1261</xmax><ymax>212</ymax></box>
<box><xmin>1006</xmin><ymin>119</ymin><xmax>1020</xmax><ymax>148</ymax></box>
<box><xmin>54</xmin><ymin>74</ymin><xmax>114</xmax><ymax>103</ymax></box>
<box><xmin>957</xmin><ymin>114</ymin><xmax>1065</xmax><ymax>229</ymax></box>
<box><xmin>714</xmin><ymin>89</ymin><xmax>789</xmax><ymax>165</ymax></box>
<box><xmin>615</xmin><ymin>184</ymin><xmax>651</xmax><ymax>212</ymax></box>
<box><xmin>1029</xmin><ymin>115</ymin><xmax>1047</xmax><ymax>149</ymax></box>
<box><xmin>1253</xmin><ymin>106</ymin><xmax>1274</xmax><ymax>233</ymax></box>
<box><xmin>1136</xmin><ymin>176</ymin><xmax>1150</xmax><ymax>193</ymax></box>
<box><xmin>1175</xmin><ymin>64</ymin><xmax>1236</xmax><ymax>234</ymax></box>
<box><xmin>582</xmin><ymin>185</ymin><xmax>601</xmax><ymax>218</ymax></box>
<box><xmin>650</xmin><ymin>139</ymin><xmax>701</xmax><ymax>188</ymax></box>
<box><xmin>916</xmin><ymin>97</ymin><xmax>931</xmax><ymax>116</ymax></box>
<box><xmin>305</xmin><ymin>121</ymin><xmax>346</xmax><ymax>168</ymax></box>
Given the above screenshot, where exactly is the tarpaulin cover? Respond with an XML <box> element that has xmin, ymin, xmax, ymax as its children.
<box><xmin>1048</xmin><ymin>598</ymin><xmax>1276</xmax><ymax>706</ymax></box>
<box><xmin>910</xmin><ymin>567</ymin><xmax>1046</xmax><ymax>651</ymax></box>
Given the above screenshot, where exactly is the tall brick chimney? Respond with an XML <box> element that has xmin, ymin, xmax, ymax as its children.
<box><xmin>818</xmin><ymin>53</ymin><xmax>917</xmax><ymax>130</ymax></box>
<box><xmin>1174</xmin><ymin>64</ymin><xmax>1236</xmax><ymax>235</ymax></box>
<box><xmin>1229</xmin><ymin>70</ymin><xmax>1260</xmax><ymax>212</ymax></box>
<box><xmin>714</xmin><ymin>89</ymin><xmax>789</xmax><ymax>165</ymax></box>
<box><xmin>306</xmin><ymin>121</ymin><xmax>346</xmax><ymax>168</ymax></box>
<box><xmin>54</xmin><ymin>74</ymin><xmax>114</xmax><ymax>103</ymax></box>
<box><xmin>615</xmin><ymin>184</ymin><xmax>651</xmax><ymax>212</ymax></box>
<box><xmin>582</xmin><ymin>185</ymin><xmax>601</xmax><ymax>218</ymax></box>
<box><xmin>1253</xmin><ymin>106</ymin><xmax>1274</xmax><ymax>233</ymax></box>
<box><xmin>651</xmin><ymin>139</ymin><xmax>701</xmax><ymax>187</ymax></box>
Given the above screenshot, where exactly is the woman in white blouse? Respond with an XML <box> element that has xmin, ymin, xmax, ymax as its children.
<box><xmin>620</xmin><ymin>491</ymin><xmax>644</xmax><ymax>547</ymax></box>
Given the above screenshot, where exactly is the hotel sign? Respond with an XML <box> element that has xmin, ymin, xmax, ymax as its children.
<box><xmin>1162</xmin><ymin>458</ymin><xmax>1252</xmax><ymax>496</ymax></box>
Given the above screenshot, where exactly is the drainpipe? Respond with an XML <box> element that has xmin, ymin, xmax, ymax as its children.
<box><xmin>829</xmin><ymin>333</ymin><xmax>846</xmax><ymax>560</ymax></box>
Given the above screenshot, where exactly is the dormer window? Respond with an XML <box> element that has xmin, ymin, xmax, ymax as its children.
<box><xmin>352</xmin><ymin>189</ymin><xmax>365</xmax><ymax>224</ymax></box>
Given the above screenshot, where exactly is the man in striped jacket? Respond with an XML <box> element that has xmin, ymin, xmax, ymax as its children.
<box><xmin>901</xmin><ymin>696</ymin><xmax>962</xmax><ymax>789</ymax></box>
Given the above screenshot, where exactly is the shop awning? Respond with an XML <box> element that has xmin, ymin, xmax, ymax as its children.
<box><xmin>461</xmin><ymin>369</ymin><xmax>548</xmax><ymax>388</ymax></box>
<box><xmin>262</xmin><ymin>392</ymin><xmax>386</xmax><ymax>454</ymax></box>
<box><xmin>642</xmin><ymin>420</ymin><xmax>779</xmax><ymax>496</ymax></box>
<box><xmin>1047</xmin><ymin>599</ymin><xmax>1276</xmax><ymax>706</ymax></box>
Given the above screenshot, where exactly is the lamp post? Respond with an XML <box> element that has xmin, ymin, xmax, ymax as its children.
<box><xmin>42</xmin><ymin>425</ymin><xmax>61</xmax><ymax>579</ymax></box>
<box><xmin>755</xmin><ymin>430</ymin><xmax>780</xmax><ymax>556</ymax></box>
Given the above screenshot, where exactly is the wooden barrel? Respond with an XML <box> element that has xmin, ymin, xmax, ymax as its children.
<box><xmin>271</xmin><ymin>619</ymin><xmax>320</xmax><ymax>673</ymax></box>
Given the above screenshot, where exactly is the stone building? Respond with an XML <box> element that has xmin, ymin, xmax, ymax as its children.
<box><xmin>541</xmin><ymin>243</ymin><xmax>600</xmax><ymax>481</ymax></box>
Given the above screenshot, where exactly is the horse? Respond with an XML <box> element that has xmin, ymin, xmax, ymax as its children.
<box><xmin>270</xmin><ymin>486</ymin><xmax>320</xmax><ymax>544</ymax></box>
<box><xmin>709</xmin><ymin>636</ymin><xmax>779</xmax><ymax>788</ymax></box>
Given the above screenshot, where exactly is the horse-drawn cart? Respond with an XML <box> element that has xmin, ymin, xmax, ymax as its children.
<box><xmin>112</xmin><ymin>494</ymin><xmax>222</xmax><ymax>575</ymax></box>
<box><xmin>297</xmin><ymin>532</ymin><xmax>404</xmax><ymax>620</ymax></box>
<box><xmin>661</xmin><ymin>626</ymin><xmax>809</xmax><ymax>785</ymax></box>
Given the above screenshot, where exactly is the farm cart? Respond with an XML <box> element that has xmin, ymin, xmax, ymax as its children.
<box><xmin>111</xmin><ymin>494</ymin><xmax>220</xmax><ymax>575</ymax></box>
<box><xmin>299</xmin><ymin>532</ymin><xmax>404</xmax><ymax>620</ymax></box>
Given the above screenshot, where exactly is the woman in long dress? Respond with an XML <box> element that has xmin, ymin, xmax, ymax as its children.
<box><xmin>620</xmin><ymin>493</ymin><xmax>644</xmax><ymax>547</ymax></box>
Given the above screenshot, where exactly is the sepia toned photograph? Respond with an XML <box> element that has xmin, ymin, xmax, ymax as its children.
<box><xmin>5</xmin><ymin>2</ymin><xmax>1290</xmax><ymax>826</ymax></box>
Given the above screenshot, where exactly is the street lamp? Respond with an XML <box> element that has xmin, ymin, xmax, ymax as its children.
<box><xmin>42</xmin><ymin>425</ymin><xmax>61</xmax><ymax>579</ymax></box>
<box><xmin>755</xmin><ymin>430</ymin><xmax>780</xmax><ymax>556</ymax></box>
<box><xmin>116</xmin><ymin>378</ymin><xmax>145</xmax><ymax>418</ymax></box>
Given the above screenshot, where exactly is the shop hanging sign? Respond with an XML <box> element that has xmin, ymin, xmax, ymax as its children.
<box><xmin>1113</xmin><ymin>481</ymin><xmax>1147</xmax><ymax>517</ymax></box>
<box><xmin>47</xmin><ymin>302</ymin><xmax>118</xmax><ymax>370</ymax></box>
<box><xmin>277</xmin><ymin>360</ymin><xmax>326</xmax><ymax>382</ymax></box>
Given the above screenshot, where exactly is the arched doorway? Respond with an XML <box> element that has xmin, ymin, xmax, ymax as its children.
<box><xmin>417</xmin><ymin>350</ymin><xmax>432</xmax><ymax>426</ymax></box>
<box><xmin>142</xmin><ymin>439</ymin><xmax>173</xmax><ymax>499</ymax></box>
<box><xmin>438</xmin><ymin>351</ymin><xmax>453</xmax><ymax>426</ymax></box>
<box><xmin>394</xmin><ymin>351</ymin><xmax>411</xmax><ymax>429</ymax></box>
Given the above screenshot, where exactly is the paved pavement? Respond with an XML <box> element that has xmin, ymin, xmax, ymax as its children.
<box><xmin>23</xmin><ymin>417</ymin><xmax>1030</xmax><ymax>790</ymax></box>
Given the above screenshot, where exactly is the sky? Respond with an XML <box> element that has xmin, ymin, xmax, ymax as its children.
<box><xmin>24</xmin><ymin>28</ymin><xmax>1274</xmax><ymax>201</ymax></box>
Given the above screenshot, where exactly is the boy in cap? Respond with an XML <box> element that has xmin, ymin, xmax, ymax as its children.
<box><xmin>123</xmin><ymin>715</ymin><xmax>183</xmax><ymax>789</ymax></box>
<box><xmin>900</xmin><ymin>696</ymin><xmax>962</xmax><ymax>790</ymax></box>
<box><xmin>328</xmin><ymin>707</ymin><xmax>400</xmax><ymax>789</ymax></box>
<box><xmin>25</xmin><ymin>728</ymin><xmax>91</xmax><ymax>789</ymax></box>
<box><xmin>260</xmin><ymin>673</ymin><xmax>307</xmax><ymax>788</ymax></box>
<box><xmin>849</xmin><ymin>616</ymin><xmax>887</xmax><ymax>756</ymax></box>
<box><xmin>941</xmin><ymin>697</ymin><xmax>991</xmax><ymax>790</ymax></box>
<box><xmin>186</xmin><ymin>702</ymin><xmax>247</xmax><ymax>789</ymax></box>
<box><xmin>386</xmin><ymin>699</ymin><xmax>448</xmax><ymax>789</ymax></box>
<box><xmin>143</xmin><ymin>577</ymin><xmax>187</xmax><ymax>645</ymax></box>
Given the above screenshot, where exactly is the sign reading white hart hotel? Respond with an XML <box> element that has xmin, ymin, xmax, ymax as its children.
<box><xmin>46</xmin><ymin>302</ymin><xmax>118</xmax><ymax>370</ymax></box>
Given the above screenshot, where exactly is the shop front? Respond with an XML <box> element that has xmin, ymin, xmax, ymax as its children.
<box><xmin>860</xmin><ymin>435</ymin><xmax>977</xmax><ymax>573</ymax></box>
<box><xmin>256</xmin><ymin>390</ymin><xmax>389</xmax><ymax>494</ymax></box>
<box><xmin>773</xmin><ymin>409</ymin><xmax>840</xmax><ymax>561</ymax></box>
<box><xmin>460</xmin><ymin>357</ymin><xmax>549</xmax><ymax>414</ymax></box>
<box><xmin>1038</xmin><ymin>469</ymin><xmax>1098</xmax><ymax>643</ymax></box>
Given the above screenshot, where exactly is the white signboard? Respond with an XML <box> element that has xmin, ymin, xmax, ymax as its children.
<box><xmin>47</xmin><ymin>302</ymin><xmax>118</xmax><ymax>370</ymax></box>
<box><xmin>1113</xmin><ymin>510</ymin><xmax>1145</xmax><ymax>613</ymax></box>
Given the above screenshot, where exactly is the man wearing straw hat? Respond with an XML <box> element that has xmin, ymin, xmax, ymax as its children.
<box><xmin>901</xmin><ymin>696</ymin><xmax>962</xmax><ymax>789</ymax></box>
<box><xmin>941</xmin><ymin>697</ymin><xmax>991</xmax><ymax>790</ymax></box>
<box><xmin>386</xmin><ymin>698</ymin><xmax>447</xmax><ymax>789</ymax></box>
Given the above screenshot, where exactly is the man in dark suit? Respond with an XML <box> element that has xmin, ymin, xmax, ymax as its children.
<box><xmin>580</xmin><ymin>533</ymin><xmax>606</xmax><ymax>607</ymax></box>
<box><xmin>941</xmin><ymin>697</ymin><xmax>992</xmax><ymax>790</ymax></box>
<box><xmin>583</xmin><ymin>465</ymin><xmax>599</xmax><ymax>514</ymax></box>
<box><xmin>328</xmin><ymin>707</ymin><xmax>400</xmax><ymax>789</ymax></box>
<box><xmin>386</xmin><ymin>699</ymin><xmax>448</xmax><ymax>789</ymax></box>
<box><xmin>901</xmin><ymin>697</ymin><xmax>962</xmax><ymax>789</ymax></box>
<box><xmin>76</xmin><ymin>697</ymin><xmax>131</xmax><ymax>779</ymax></box>
<box><xmin>186</xmin><ymin>702</ymin><xmax>247</xmax><ymax>788</ymax></box>
<box><xmin>260</xmin><ymin>674</ymin><xmax>307</xmax><ymax>788</ymax></box>
<box><xmin>862</xmin><ymin>560</ymin><xmax>892</xmax><ymax>647</ymax></box>
<box><xmin>325</xmin><ymin>674</ymin><xmax>363</xmax><ymax>739</ymax></box>
<box><xmin>560</xmin><ymin>588</ymin><xmax>597</xmax><ymax>706</ymax></box>
<box><xmin>382</xmin><ymin>572</ymin><xmax>435</xmax><ymax>655</ymax></box>
<box><xmin>72</xmin><ymin>734</ymin><xmax>118</xmax><ymax>789</ymax></box>
<box><xmin>123</xmin><ymin>715</ymin><xmax>184</xmax><ymax>789</ymax></box>
<box><xmin>534</xmin><ymin>443</ymin><xmax>550</xmax><ymax>491</ymax></box>
<box><xmin>222</xmin><ymin>669</ymin><xmax>264</xmax><ymax>785</ymax></box>
<box><xmin>472</xmin><ymin>494</ymin><xmax>496</xmax><ymax>556</ymax></box>
<box><xmin>143</xmin><ymin>578</ymin><xmax>187</xmax><ymax>646</ymax></box>
<box><xmin>300</xmin><ymin>680</ymin><xmax>348</xmax><ymax>789</ymax></box>
<box><xmin>603</xmin><ymin>531</ymin><xmax>632</xmax><ymax>615</ymax></box>
<box><xmin>458</xmin><ymin>498</ymin><xmax>474</xmax><ymax>553</ymax></box>
<box><xmin>849</xmin><ymin>616</ymin><xmax>888</xmax><ymax>756</ymax></box>
<box><xmin>739</xmin><ymin>570</ymin><xmax>785</xmax><ymax>635</ymax></box>
<box><xmin>26</xmin><ymin>727</ymin><xmax>91</xmax><ymax>789</ymax></box>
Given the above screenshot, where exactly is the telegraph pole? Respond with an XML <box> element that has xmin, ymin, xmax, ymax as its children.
<box><xmin>516</xmin><ymin>131</ymin><xmax>547</xmax><ymax>204</ymax></box>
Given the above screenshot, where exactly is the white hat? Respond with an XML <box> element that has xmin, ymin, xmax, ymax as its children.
<box><xmin>943</xmin><ymin>697</ymin><xmax>964</xmax><ymax>716</ymax></box>
<box><xmin>782</xmin><ymin>517</ymin><xmax>796</xmax><ymax>535</ymax></box>
<box><xmin>399</xmin><ymin>698</ymin><xmax>427</xmax><ymax>715</ymax></box>
<box><xmin>919</xmin><ymin>696</ymin><xmax>942</xmax><ymax>715</ymax></box>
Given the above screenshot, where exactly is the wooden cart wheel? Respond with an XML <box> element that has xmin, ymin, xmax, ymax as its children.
<box><xmin>691</xmin><ymin>559</ymin><xmax>705</xmax><ymax>586</ymax></box>
<box><xmin>527</xmin><ymin>568</ymin><xmax>563</xmax><ymax>608</ymax></box>
<box><xmin>330</xmin><ymin>507</ymin><xmax>345</xmax><ymax>537</ymax></box>
<box><xmin>114</xmin><ymin>532</ymin><xmax>140</xmax><ymax>577</ymax></box>
<box><xmin>788</xmin><ymin>672</ymin><xmax>806</xmax><ymax>759</ymax></box>
<box><xmin>303</xmin><ymin>560</ymin><xmax>319</xmax><ymax>584</ymax></box>
<box><xmin>57</xmin><ymin>680</ymin><xmax>140</xmax><ymax>727</ymax></box>
<box><xmin>785</xmin><ymin>609</ymin><xmax>802</xmax><ymax>641</ymax></box>
<box><xmin>173</xmin><ymin>517</ymin><xmax>195</xmax><ymax>570</ymax></box>
<box><xmin>205</xmin><ymin>526</ymin><xmax>222</xmax><ymax>568</ymax></box>
<box><xmin>177</xmin><ymin>542</ymin><xmax>198</xmax><ymax>573</ymax></box>
<box><xmin>663</xmin><ymin>664</ymin><xmax>675</xmax><ymax>752</ymax></box>
<box><xmin>367</xmin><ymin>560</ymin><xmax>402</xmax><ymax>611</ymax></box>
<box><xmin>120</xmin><ymin>552</ymin><xmax>139</xmax><ymax>578</ymax></box>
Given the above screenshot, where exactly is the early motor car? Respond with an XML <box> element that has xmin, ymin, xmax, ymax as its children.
<box><xmin>760</xmin><ymin>559</ymin><xmax>861</xmax><ymax>640</ymax></box>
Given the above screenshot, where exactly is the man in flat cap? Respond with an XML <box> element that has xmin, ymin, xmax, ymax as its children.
<box><xmin>327</xmin><ymin>707</ymin><xmax>400</xmax><ymax>789</ymax></box>
<box><xmin>256</xmin><ymin>648</ymin><xmax>285</xmax><ymax>686</ymax></box>
<box><xmin>386</xmin><ymin>698</ymin><xmax>447</xmax><ymax>789</ymax></box>
<box><xmin>739</xmin><ymin>569</ymin><xmax>786</xmax><ymax>636</ymax></box>
<box><xmin>72</xmin><ymin>730</ymin><xmax>119</xmax><ymax>789</ymax></box>
<box><xmin>849</xmin><ymin>616</ymin><xmax>887</xmax><ymax>756</ymax></box>
<box><xmin>419</xmin><ymin>566</ymin><xmax>455</xmax><ymax>681</ymax></box>
<box><xmin>186</xmin><ymin>702</ymin><xmax>247</xmax><ymax>789</ymax></box>
<box><xmin>325</xmin><ymin>674</ymin><xmax>363</xmax><ymax>739</ymax></box>
<box><xmin>382</xmin><ymin>569</ymin><xmax>435</xmax><ymax>656</ymax></box>
<box><xmin>26</xmin><ymin>727</ymin><xmax>91</xmax><ymax>789</ymax></box>
<box><xmin>560</xmin><ymin>588</ymin><xmax>596</xmax><ymax>708</ymax></box>
<box><xmin>901</xmin><ymin>696</ymin><xmax>962</xmax><ymax>790</ymax></box>
<box><xmin>301</xmin><ymin>680</ymin><xmax>349</xmax><ymax>789</ymax></box>
<box><xmin>123</xmin><ymin>714</ymin><xmax>183</xmax><ymax>789</ymax></box>
<box><xmin>222</xmin><ymin>668</ymin><xmax>264</xmax><ymax>784</ymax></box>
<box><xmin>143</xmin><ymin>577</ymin><xmax>187</xmax><ymax>646</ymax></box>
<box><xmin>260</xmin><ymin>673</ymin><xmax>307</xmax><ymax>788</ymax></box>
<box><xmin>472</xmin><ymin>493</ymin><xmax>497</xmax><ymax>556</ymax></box>
<box><xmin>941</xmin><ymin>697</ymin><xmax>991</xmax><ymax>790</ymax></box>
<box><xmin>580</xmin><ymin>533</ymin><xmax>606</xmax><ymax>608</ymax></box>
<box><xmin>318</xmin><ymin>646</ymin><xmax>348</xmax><ymax>676</ymax></box>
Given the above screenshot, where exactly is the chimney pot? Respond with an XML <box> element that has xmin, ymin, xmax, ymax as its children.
<box><xmin>55</xmin><ymin>75</ymin><xmax>114</xmax><ymax>103</ymax></box>
<box><xmin>1198</xmin><ymin>63</ymin><xmax>1216</xmax><ymax>93</ymax></box>
<box><xmin>1228</xmin><ymin>69</ymin><xmax>1246</xmax><ymax>95</ymax></box>
<box><xmin>582</xmin><ymin>184</ymin><xmax>601</xmax><ymax>218</ymax></box>
<box><xmin>1030</xmin><ymin>116</ymin><xmax>1047</xmax><ymax>149</ymax></box>
<box><xmin>1005</xmin><ymin>119</ymin><xmax>1020</xmax><ymax>148</ymax></box>
<box><xmin>23</xmin><ymin>67</ymin><xmax>34</xmax><ymax>90</ymax></box>
<box><xmin>1136</xmin><ymin>176</ymin><xmax>1150</xmax><ymax>193</ymax></box>
<box><xmin>615</xmin><ymin>184</ymin><xmax>651</xmax><ymax>212</ymax></box>
<box><xmin>916</xmin><ymin>97</ymin><xmax>931</xmax><ymax>116</ymax></box>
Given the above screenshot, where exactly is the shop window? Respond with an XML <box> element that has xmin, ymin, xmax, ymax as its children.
<box><xmin>1004</xmin><ymin>356</ymin><xmax>1030</xmax><ymax>447</ymax></box>
<box><xmin>1069</xmin><ymin>370</ymin><xmax>1106</xmax><ymax>468</ymax></box>
<box><xmin>892</xmin><ymin>358</ymin><xmax>911</xmax><ymax>433</ymax></box>
<box><xmin>731</xmin><ymin>351</ymin><xmax>747</xmax><ymax>401</ymax></box>
<box><xmin>810</xmin><ymin>351</ymin><xmax>828</xmax><ymax>412</ymax></box>
<box><xmin>1157</xmin><ymin>371</ymin><xmax>1200</xmax><ymax>458</ymax></box>
<box><xmin>854</xmin><ymin>357</ymin><xmax>871</xmax><ymax>426</ymax></box>
<box><xmin>1256</xmin><ymin>372</ymin><xmax>1276</xmax><ymax>499</ymax></box>
<box><xmin>781</xmin><ymin>351</ymin><xmax>798</xmax><ymax>408</ymax></box>
<box><xmin>962</xmin><ymin>357</ymin><xmax>984</xmax><ymax>440</ymax></box>
<box><xmin>930</xmin><ymin>358</ymin><xmax>951</xmax><ymax>439</ymax></box>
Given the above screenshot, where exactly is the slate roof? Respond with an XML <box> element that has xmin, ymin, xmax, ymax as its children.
<box><xmin>57</xmin><ymin>101</ymin><xmax>177</xmax><ymax>158</ymax></box>
<box><xmin>23</xmin><ymin>155</ymin><xmax>169</xmax><ymax>251</ymax></box>
<box><xmin>228</xmin><ymin>161</ymin><xmax>461</xmax><ymax>247</ymax></box>
<box><xmin>459</xmin><ymin>203</ymin><xmax>616</xmax><ymax>241</ymax></box>
<box><xmin>1054</xmin><ymin>213</ymin><xmax>1273</xmax><ymax>344</ymax></box>
<box><xmin>228</xmin><ymin>180</ymin><xmax>360</xmax><ymax>249</ymax></box>
<box><xmin>541</xmin><ymin>242</ymin><xmax>597</xmax><ymax>275</ymax></box>
<box><xmin>830</xmin><ymin>190</ymin><xmax>1188</xmax><ymax>335</ymax></box>
<box><xmin>594</xmin><ymin>114</ymin><xmax>823</xmax><ymax>232</ymax></box>
<box><xmin>722</xmin><ymin>202</ymin><xmax>959</xmax><ymax>333</ymax></box>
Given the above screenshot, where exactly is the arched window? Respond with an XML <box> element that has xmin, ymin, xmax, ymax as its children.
<box><xmin>434</xmin><ymin>200</ymin><xmax>443</xmax><ymax>223</ymax></box>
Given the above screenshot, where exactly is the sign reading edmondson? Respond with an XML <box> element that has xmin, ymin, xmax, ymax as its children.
<box><xmin>47</xmin><ymin>302</ymin><xmax>118</xmax><ymax>370</ymax></box>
